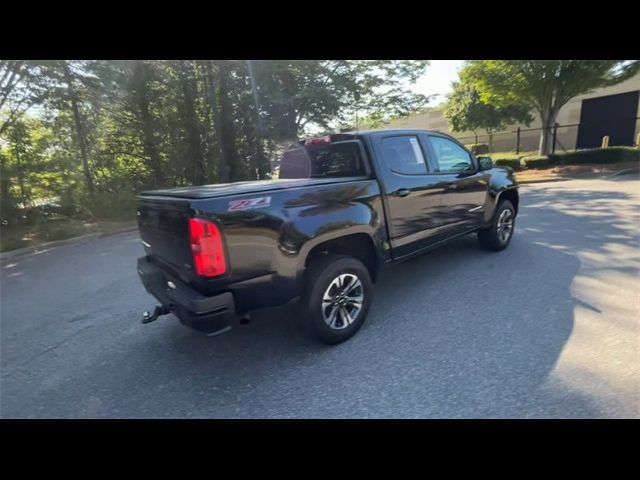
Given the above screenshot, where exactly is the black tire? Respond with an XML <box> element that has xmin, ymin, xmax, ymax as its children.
<box><xmin>478</xmin><ymin>199</ymin><xmax>516</xmax><ymax>251</ymax></box>
<box><xmin>299</xmin><ymin>254</ymin><xmax>373</xmax><ymax>344</ymax></box>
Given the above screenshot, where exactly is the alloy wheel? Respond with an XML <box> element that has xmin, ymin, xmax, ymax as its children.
<box><xmin>321</xmin><ymin>273</ymin><xmax>364</xmax><ymax>330</ymax></box>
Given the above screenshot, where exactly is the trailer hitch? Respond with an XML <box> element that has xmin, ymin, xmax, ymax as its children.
<box><xmin>142</xmin><ymin>305</ymin><xmax>170</xmax><ymax>324</ymax></box>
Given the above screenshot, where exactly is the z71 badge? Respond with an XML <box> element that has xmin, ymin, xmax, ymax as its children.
<box><xmin>228</xmin><ymin>196</ymin><xmax>271</xmax><ymax>211</ymax></box>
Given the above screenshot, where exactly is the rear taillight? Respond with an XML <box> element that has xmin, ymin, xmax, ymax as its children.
<box><xmin>188</xmin><ymin>218</ymin><xmax>227</xmax><ymax>277</ymax></box>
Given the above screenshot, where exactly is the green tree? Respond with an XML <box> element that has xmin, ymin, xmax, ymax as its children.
<box><xmin>0</xmin><ymin>60</ymin><xmax>52</xmax><ymax>136</ymax></box>
<box><xmin>1</xmin><ymin>59</ymin><xmax>437</xmax><ymax>232</ymax></box>
<box><xmin>34</xmin><ymin>60</ymin><xmax>105</xmax><ymax>197</ymax></box>
<box><xmin>253</xmin><ymin>60</ymin><xmax>430</xmax><ymax>138</ymax></box>
<box><xmin>461</xmin><ymin>60</ymin><xmax>640</xmax><ymax>155</ymax></box>
<box><xmin>122</xmin><ymin>60</ymin><xmax>166</xmax><ymax>186</ymax></box>
<box><xmin>444</xmin><ymin>81</ymin><xmax>532</xmax><ymax>151</ymax></box>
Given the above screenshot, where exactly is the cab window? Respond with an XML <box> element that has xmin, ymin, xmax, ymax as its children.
<box><xmin>430</xmin><ymin>136</ymin><xmax>473</xmax><ymax>173</ymax></box>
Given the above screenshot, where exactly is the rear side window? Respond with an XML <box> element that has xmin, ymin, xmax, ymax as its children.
<box><xmin>381</xmin><ymin>136</ymin><xmax>428</xmax><ymax>175</ymax></box>
<box><xmin>278</xmin><ymin>142</ymin><xmax>366</xmax><ymax>179</ymax></box>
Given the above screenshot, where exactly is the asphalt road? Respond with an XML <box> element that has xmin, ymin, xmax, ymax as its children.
<box><xmin>1</xmin><ymin>177</ymin><xmax>639</xmax><ymax>418</ymax></box>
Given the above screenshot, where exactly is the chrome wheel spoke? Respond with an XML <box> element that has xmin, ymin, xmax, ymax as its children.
<box><xmin>340</xmin><ymin>275</ymin><xmax>355</xmax><ymax>294</ymax></box>
<box><xmin>497</xmin><ymin>209</ymin><xmax>514</xmax><ymax>243</ymax></box>
<box><xmin>346</xmin><ymin>293</ymin><xmax>363</xmax><ymax>307</ymax></box>
<box><xmin>344</xmin><ymin>277</ymin><xmax>362</xmax><ymax>295</ymax></box>
<box><xmin>326</xmin><ymin>305</ymin><xmax>340</xmax><ymax>328</ymax></box>
<box><xmin>340</xmin><ymin>307</ymin><xmax>353</xmax><ymax>325</ymax></box>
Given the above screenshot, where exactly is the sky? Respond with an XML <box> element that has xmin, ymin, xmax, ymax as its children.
<box><xmin>408</xmin><ymin>60</ymin><xmax>466</xmax><ymax>106</ymax></box>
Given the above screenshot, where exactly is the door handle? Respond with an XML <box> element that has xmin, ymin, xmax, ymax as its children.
<box><xmin>392</xmin><ymin>188</ymin><xmax>411</xmax><ymax>197</ymax></box>
<box><xmin>445</xmin><ymin>183</ymin><xmax>458</xmax><ymax>191</ymax></box>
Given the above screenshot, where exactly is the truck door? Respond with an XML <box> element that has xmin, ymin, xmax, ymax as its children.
<box><xmin>373</xmin><ymin>133</ymin><xmax>451</xmax><ymax>259</ymax></box>
<box><xmin>425</xmin><ymin>134</ymin><xmax>489</xmax><ymax>234</ymax></box>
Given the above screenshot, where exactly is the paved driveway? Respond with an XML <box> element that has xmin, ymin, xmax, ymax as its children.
<box><xmin>1</xmin><ymin>177</ymin><xmax>638</xmax><ymax>418</ymax></box>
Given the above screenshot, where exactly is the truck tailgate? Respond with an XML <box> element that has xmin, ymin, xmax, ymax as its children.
<box><xmin>137</xmin><ymin>197</ymin><xmax>195</xmax><ymax>283</ymax></box>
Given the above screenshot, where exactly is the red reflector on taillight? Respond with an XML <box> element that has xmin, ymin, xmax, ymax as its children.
<box><xmin>305</xmin><ymin>135</ymin><xmax>331</xmax><ymax>146</ymax></box>
<box><xmin>188</xmin><ymin>218</ymin><xmax>227</xmax><ymax>277</ymax></box>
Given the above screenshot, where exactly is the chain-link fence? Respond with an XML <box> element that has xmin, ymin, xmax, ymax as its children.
<box><xmin>453</xmin><ymin>116</ymin><xmax>640</xmax><ymax>155</ymax></box>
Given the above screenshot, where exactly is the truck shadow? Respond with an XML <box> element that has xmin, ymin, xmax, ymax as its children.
<box><xmin>20</xmin><ymin>181</ymin><xmax>635</xmax><ymax>418</ymax></box>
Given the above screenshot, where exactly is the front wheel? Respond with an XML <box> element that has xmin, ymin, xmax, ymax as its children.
<box><xmin>478</xmin><ymin>199</ymin><xmax>516</xmax><ymax>251</ymax></box>
<box><xmin>299</xmin><ymin>254</ymin><xmax>373</xmax><ymax>344</ymax></box>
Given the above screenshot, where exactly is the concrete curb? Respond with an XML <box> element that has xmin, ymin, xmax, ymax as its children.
<box><xmin>0</xmin><ymin>225</ymin><xmax>138</xmax><ymax>262</ymax></box>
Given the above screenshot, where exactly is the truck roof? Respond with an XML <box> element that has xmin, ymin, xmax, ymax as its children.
<box><xmin>345</xmin><ymin>128</ymin><xmax>440</xmax><ymax>136</ymax></box>
<box><xmin>305</xmin><ymin>128</ymin><xmax>447</xmax><ymax>140</ymax></box>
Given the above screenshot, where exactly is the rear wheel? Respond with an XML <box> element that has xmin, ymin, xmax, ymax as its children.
<box><xmin>299</xmin><ymin>254</ymin><xmax>373</xmax><ymax>344</ymax></box>
<box><xmin>478</xmin><ymin>199</ymin><xmax>515</xmax><ymax>251</ymax></box>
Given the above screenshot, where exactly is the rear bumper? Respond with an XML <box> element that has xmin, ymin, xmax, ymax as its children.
<box><xmin>137</xmin><ymin>256</ymin><xmax>237</xmax><ymax>334</ymax></box>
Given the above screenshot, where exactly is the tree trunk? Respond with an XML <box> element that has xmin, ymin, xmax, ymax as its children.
<box><xmin>204</xmin><ymin>61</ymin><xmax>229</xmax><ymax>183</ymax></box>
<box><xmin>63</xmin><ymin>63</ymin><xmax>94</xmax><ymax>198</ymax></box>
<box><xmin>246</xmin><ymin>60</ymin><xmax>268</xmax><ymax>179</ymax></box>
<box><xmin>13</xmin><ymin>130</ymin><xmax>27</xmax><ymax>208</ymax></box>
<box><xmin>538</xmin><ymin>105</ymin><xmax>559</xmax><ymax>156</ymax></box>
<box><xmin>279</xmin><ymin>66</ymin><xmax>299</xmax><ymax>139</ymax></box>
<box><xmin>178</xmin><ymin>61</ymin><xmax>206</xmax><ymax>185</ymax></box>
<box><xmin>216</xmin><ymin>61</ymin><xmax>241</xmax><ymax>181</ymax></box>
<box><xmin>267</xmin><ymin>62</ymin><xmax>299</xmax><ymax>141</ymax></box>
<box><xmin>133</xmin><ymin>62</ymin><xmax>164</xmax><ymax>187</ymax></box>
<box><xmin>285</xmin><ymin>101</ymin><xmax>298</xmax><ymax>140</ymax></box>
<box><xmin>0</xmin><ymin>151</ymin><xmax>16</xmax><ymax>222</ymax></box>
<box><xmin>139</xmin><ymin>103</ymin><xmax>164</xmax><ymax>187</ymax></box>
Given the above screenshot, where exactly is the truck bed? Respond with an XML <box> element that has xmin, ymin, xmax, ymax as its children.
<box><xmin>139</xmin><ymin>177</ymin><xmax>369</xmax><ymax>200</ymax></box>
<box><xmin>137</xmin><ymin>176</ymin><xmax>386</xmax><ymax>310</ymax></box>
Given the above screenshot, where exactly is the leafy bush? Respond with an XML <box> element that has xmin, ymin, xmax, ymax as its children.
<box><xmin>548</xmin><ymin>147</ymin><xmax>639</xmax><ymax>165</ymax></box>
<box><xmin>494</xmin><ymin>158</ymin><xmax>522</xmax><ymax>170</ymax></box>
<box><xmin>43</xmin><ymin>225</ymin><xmax>83</xmax><ymax>242</ymax></box>
<box><xmin>520</xmin><ymin>156</ymin><xmax>553</xmax><ymax>169</ymax></box>
<box><xmin>468</xmin><ymin>144</ymin><xmax>490</xmax><ymax>155</ymax></box>
<box><xmin>84</xmin><ymin>190</ymin><xmax>138</xmax><ymax>221</ymax></box>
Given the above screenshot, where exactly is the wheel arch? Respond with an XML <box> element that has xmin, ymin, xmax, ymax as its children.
<box><xmin>497</xmin><ymin>188</ymin><xmax>519</xmax><ymax>215</ymax></box>
<box><xmin>302</xmin><ymin>232</ymin><xmax>380</xmax><ymax>282</ymax></box>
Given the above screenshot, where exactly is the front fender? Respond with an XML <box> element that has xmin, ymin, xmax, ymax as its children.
<box><xmin>483</xmin><ymin>167</ymin><xmax>519</xmax><ymax>224</ymax></box>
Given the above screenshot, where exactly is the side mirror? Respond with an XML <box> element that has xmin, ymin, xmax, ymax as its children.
<box><xmin>477</xmin><ymin>156</ymin><xmax>493</xmax><ymax>171</ymax></box>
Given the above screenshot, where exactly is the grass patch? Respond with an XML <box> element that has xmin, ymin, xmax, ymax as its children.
<box><xmin>490</xmin><ymin>151</ymin><xmax>538</xmax><ymax>161</ymax></box>
<box><xmin>0</xmin><ymin>218</ymin><xmax>136</xmax><ymax>253</ymax></box>
<box><xmin>515</xmin><ymin>170</ymin><xmax>560</xmax><ymax>183</ymax></box>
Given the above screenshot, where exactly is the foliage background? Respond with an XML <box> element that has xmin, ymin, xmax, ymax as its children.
<box><xmin>0</xmin><ymin>60</ymin><xmax>430</xmax><ymax>225</ymax></box>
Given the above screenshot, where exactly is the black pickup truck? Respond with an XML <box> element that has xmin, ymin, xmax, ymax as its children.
<box><xmin>136</xmin><ymin>129</ymin><xmax>519</xmax><ymax>343</ymax></box>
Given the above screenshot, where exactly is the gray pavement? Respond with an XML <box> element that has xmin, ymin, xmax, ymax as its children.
<box><xmin>1</xmin><ymin>177</ymin><xmax>638</xmax><ymax>418</ymax></box>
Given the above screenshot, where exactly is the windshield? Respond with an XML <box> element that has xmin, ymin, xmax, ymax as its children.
<box><xmin>277</xmin><ymin>141</ymin><xmax>366</xmax><ymax>179</ymax></box>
